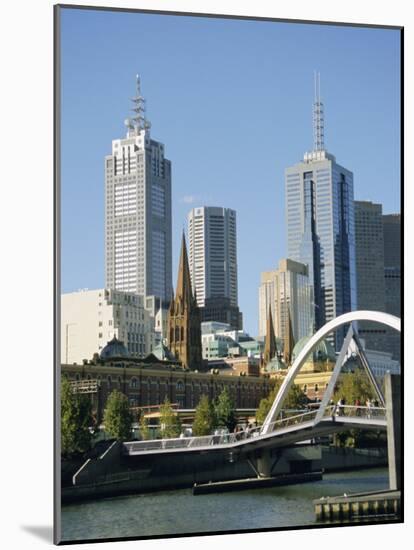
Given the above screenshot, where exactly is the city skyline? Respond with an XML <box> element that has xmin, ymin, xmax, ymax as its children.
<box><xmin>60</xmin><ymin>8</ymin><xmax>401</xmax><ymax>335</ymax></box>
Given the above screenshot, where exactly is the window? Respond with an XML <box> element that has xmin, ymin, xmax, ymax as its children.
<box><xmin>99</xmin><ymin>321</ymin><xmax>103</xmax><ymax>327</ymax></box>
<box><xmin>131</xmin><ymin>377</ymin><xmax>138</xmax><ymax>389</ymax></box>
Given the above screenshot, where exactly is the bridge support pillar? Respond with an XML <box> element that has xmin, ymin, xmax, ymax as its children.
<box><xmin>385</xmin><ymin>373</ymin><xmax>401</xmax><ymax>491</ymax></box>
<box><xmin>257</xmin><ymin>450</ymin><xmax>272</xmax><ymax>478</ymax></box>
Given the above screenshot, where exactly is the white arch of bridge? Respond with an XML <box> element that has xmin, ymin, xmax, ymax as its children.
<box><xmin>260</xmin><ymin>310</ymin><xmax>401</xmax><ymax>435</ymax></box>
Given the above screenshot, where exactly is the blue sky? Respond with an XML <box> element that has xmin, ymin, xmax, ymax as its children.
<box><xmin>60</xmin><ymin>8</ymin><xmax>401</xmax><ymax>336</ymax></box>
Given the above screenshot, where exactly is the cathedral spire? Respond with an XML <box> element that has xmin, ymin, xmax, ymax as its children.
<box><xmin>283</xmin><ymin>307</ymin><xmax>295</xmax><ymax>366</ymax></box>
<box><xmin>264</xmin><ymin>305</ymin><xmax>277</xmax><ymax>365</ymax></box>
<box><xmin>175</xmin><ymin>232</ymin><xmax>193</xmax><ymax>305</ymax></box>
<box><xmin>167</xmin><ymin>232</ymin><xmax>202</xmax><ymax>370</ymax></box>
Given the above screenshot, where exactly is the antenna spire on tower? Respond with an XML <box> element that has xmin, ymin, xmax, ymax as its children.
<box><xmin>125</xmin><ymin>74</ymin><xmax>151</xmax><ymax>135</ymax></box>
<box><xmin>312</xmin><ymin>71</ymin><xmax>325</xmax><ymax>151</ymax></box>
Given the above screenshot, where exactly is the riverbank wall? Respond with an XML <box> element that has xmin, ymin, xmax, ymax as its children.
<box><xmin>321</xmin><ymin>446</ymin><xmax>387</xmax><ymax>472</ymax></box>
<box><xmin>61</xmin><ymin>444</ymin><xmax>388</xmax><ymax>504</ymax></box>
<box><xmin>62</xmin><ymin>443</ymin><xmax>321</xmax><ymax>503</ymax></box>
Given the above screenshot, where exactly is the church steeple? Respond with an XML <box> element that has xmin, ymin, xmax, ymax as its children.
<box><xmin>264</xmin><ymin>305</ymin><xmax>277</xmax><ymax>365</ymax></box>
<box><xmin>175</xmin><ymin>232</ymin><xmax>193</xmax><ymax>305</ymax></box>
<box><xmin>167</xmin><ymin>233</ymin><xmax>202</xmax><ymax>370</ymax></box>
<box><xmin>283</xmin><ymin>308</ymin><xmax>295</xmax><ymax>366</ymax></box>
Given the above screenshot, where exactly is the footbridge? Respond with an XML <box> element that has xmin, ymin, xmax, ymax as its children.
<box><xmin>124</xmin><ymin>404</ymin><xmax>386</xmax><ymax>457</ymax></box>
<box><xmin>124</xmin><ymin>310</ymin><xmax>400</xmax><ymax>459</ymax></box>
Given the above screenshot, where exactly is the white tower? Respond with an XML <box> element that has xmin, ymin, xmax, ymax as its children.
<box><xmin>104</xmin><ymin>76</ymin><xmax>172</xmax><ymax>302</ymax></box>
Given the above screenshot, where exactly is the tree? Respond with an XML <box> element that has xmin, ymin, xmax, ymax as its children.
<box><xmin>139</xmin><ymin>411</ymin><xmax>150</xmax><ymax>441</ymax></box>
<box><xmin>214</xmin><ymin>388</ymin><xmax>237</xmax><ymax>432</ymax></box>
<box><xmin>333</xmin><ymin>369</ymin><xmax>376</xmax><ymax>405</ymax></box>
<box><xmin>159</xmin><ymin>397</ymin><xmax>181</xmax><ymax>439</ymax></box>
<box><xmin>255</xmin><ymin>378</ymin><xmax>307</xmax><ymax>425</ymax></box>
<box><xmin>193</xmin><ymin>394</ymin><xmax>216</xmax><ymax>436</ymax></box>
<box><xmin>61</xmin><ymin>377</ymin><xmax>93</xmax><ymax>457</ymax></box>
<box><xmin>103</xmin><ymin>390</ymin><xmax>133</xmax><ymax>441</ymax></box>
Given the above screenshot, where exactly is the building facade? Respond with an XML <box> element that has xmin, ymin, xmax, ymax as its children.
<box><xmin>188</xmin><ymin>206</ymin><xmax>241</xmax><ymax>328</ymax></box>
<box><xmin>104</xmin><ymin>76</ymin><xmax>172</xmax><ymax>302</ymax></box>
<box><xmin>285</xmin><ymin>80</ymin><xmax>356</xmax><ymax>349</ymax></box>
<box><xmin>383</xmin><ymin>213</ymin><xmax>401</xmax><ymax>360</ymax></box>
<box><xmin>62</xmin><ymin>360</ymin><xmax>274</xmax><ymax>412</ymax></box>
<box><xmin>258</xmin><ymin>259</ymin><xmax>313</xmax><ymax>344</ymax></box>
<box><xmin>61</xmin><ymin>289</ymin><xmax>153</xmax><ymax>364</ymax></box>
<box><xmin>354</xmin><ymin>201</ymin><xmax>386</xmax><ymax>351</ymax></box>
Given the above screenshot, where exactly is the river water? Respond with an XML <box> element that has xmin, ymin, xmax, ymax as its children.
<box><xmin>61</xmin><ymin>468</ymin><xmax>389</xmax><ymax>542</ymax></box>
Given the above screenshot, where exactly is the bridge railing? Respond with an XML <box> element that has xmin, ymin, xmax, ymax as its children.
<box><xmin>322</xmin><ymin>404</ymin><xmax>386</xmax><ymax>420</ymax></box>
<box><xmin>123</xmin><ymin>405</ymin><xmax>387</xmax><ymax>454</ymax></box>
<box><xmin>123</xmin><ymin>409</ymin><xmax>319</xmax><ymax>454</ymax></box>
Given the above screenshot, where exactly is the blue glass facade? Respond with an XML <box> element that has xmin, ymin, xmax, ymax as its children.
<box><xmin>285</xmin><ymin>152</ymin><xmax>357</xmax><ymax>350</ymax></box>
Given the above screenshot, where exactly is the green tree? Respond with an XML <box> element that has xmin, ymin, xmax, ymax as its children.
<box><xmin>159</xmin><ymin>397</ymin><xmax>181</xmax><ymax>439</ymax></box>
<box><xmin>139</xmin><ymin>411</ymin><xmax>150</xmax><ymax>441</ymax></box>
<box><xmin>103</xmin><ymin>389</ymin><xmax>133</xmax><ymax>441</ymax></box>
<box><xmin>332</xmin><ymin>368</ymin><xmax>378</xmax><ymax>448</ymax></box>
<box><xmin>255</xmin><ymin>379</ymin><xmax>307</xmax><ymax>424</ymax></box>
<box><xmin>193</xmin><ymin>394</ymin><xmax>216</xmax><ymax>436</ymax></box>
<box><xmin>214</xmin><ymin>387</ymin><xmax>237</xmax><ymax>432</ymax></box>
<box><xmin>333</xmin><ymin>369</ymin><xmax>376</xmax><ymax>405</ymax></box>
<box><xmin>61</xmin><ymin>377</ymin><xmax>93</xmax><ymax>456</ymax></box>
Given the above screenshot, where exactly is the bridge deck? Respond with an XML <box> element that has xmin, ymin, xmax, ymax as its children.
<box><xmin>123</xmin><ymin>407</ymin><xmax>386</xmax><ymax>457</ymax></box>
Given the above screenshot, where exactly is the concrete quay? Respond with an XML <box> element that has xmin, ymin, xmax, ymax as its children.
<box><xmin>314</xmin><ymin>489</ymin><xmax>401</xmax><ymax>522</ymax></box>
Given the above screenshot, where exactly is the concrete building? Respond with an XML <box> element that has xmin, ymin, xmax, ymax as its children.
<box><xmin>104</xmin><ymin>75</ymin><xmax>172</xmax><ymax>302</ymax></box>
<box><xmin>383</xmin><ymin>214</ymin><xmax>401</xmax><ymax>361</ymax></box>
<box><xmin>354</xmin><ymin>201</ymin><xmax>386</xmax><ymax>351</ymax></box>
<box><xmin>61</xmin><ymin>289</ymin><xmax>153</xmax><ymax>364</ymax></box>
<box><xmin>285</xmin><ymin>75</ymin><xmax>356</xmax><ymax>349</ymax></box>
<box><xmin>258</xmin><ymin>259</ymin><xmax>313</xmax><ymax>344</ymax></box>
<box><xmin>144</xmin><ymin>295</ymin><xmax>169</xmax><ymax>346</ymax></box>
<box><xmin>188</xmin><ymin>206</ymin><xmax>242</xmax><ymax>329</ymax></box>
<box><xmin>201</xmin><ymin>321</ymin><xmax>265</xmax><ymax>362</ymax></box>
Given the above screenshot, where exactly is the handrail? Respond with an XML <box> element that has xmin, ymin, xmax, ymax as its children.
<box><xmin>123</xmin><ymin>405</ymin><xmax>386</xmax><ymax>454</ymax></box>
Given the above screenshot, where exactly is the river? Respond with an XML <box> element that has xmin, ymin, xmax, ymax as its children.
<box><xmin>61</xmin><ymin>468</ymin><xmax>389</xmax><ymax>542</ymax></box>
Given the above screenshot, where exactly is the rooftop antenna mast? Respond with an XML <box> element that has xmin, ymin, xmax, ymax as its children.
<box><xmin>313</xmin><ymin>71</ymin><xmax>325</xmax><ymax>151</ymax></box>
<box><xmin>127</xmin><ymin>74</ymin><xmax>151</xmax><ymax>135</ymax></box>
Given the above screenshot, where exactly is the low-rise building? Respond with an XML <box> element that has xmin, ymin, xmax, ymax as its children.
<box><xmin>62</xmin><ymin>337</ymin><xmax>275</xmax><ymax>416</ymax></box>
<box><xmin>61</xmin><ymin>289</ymin><xmax>153</xmax><ymax>364</ymax></box>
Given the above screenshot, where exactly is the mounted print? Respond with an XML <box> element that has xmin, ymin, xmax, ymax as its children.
<box><xmin>54</xmin><ymin>4</ymin><xmax>403</xmax><ymax>545</ymax></box>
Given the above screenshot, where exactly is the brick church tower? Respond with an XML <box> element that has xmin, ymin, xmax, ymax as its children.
<box><xmin>167</xmin><ymin>234</ymin><xmax>202</xmax><ymax>370</ymax></box>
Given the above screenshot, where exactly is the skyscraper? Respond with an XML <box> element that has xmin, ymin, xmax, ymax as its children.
<box><xmin>383</xmin><ymin>213</ymin><xmax>401</xmax><ymax>360</ymax></box>
<box><xmin>105</xmin><ymin>76</ymin><xmax>172</xmax><ymax>303</ymax></box>
<box><xmin>258</xmin><ymin>259</ymin><xmax>313</xmax><ymax>343</ymax></box>
<box><xmin>354</xmin><ymin>201</ymin><xmax>386</xmax><ymax>351</ymax></box>
<box><xmin>285</xmin><ymin>74</ymin><xmax>357</xmax><ymax>349</ymax></box>
<box><xmin>188</xmin><ymin>206</ymin><xmax>241</xmax><ymax>328</ymax></box>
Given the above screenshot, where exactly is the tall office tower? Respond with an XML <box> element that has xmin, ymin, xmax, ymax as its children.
<box><xmin>354</xmin><ymin>201</ymin><xmax>386</xmax><ymax>351</ymax></box>
<box><xmin>258</xmin><ymin>259</ymin><xmax>313</xmax><ymax>343</ymax></box>
<box><xmin>105</xmin><ymin>75</ymin><xmax>172</xmax><ymax>303</ymax></box>
<box><xmin>383</xmin><ymin>213</ymin><xmax>401</xmax><ymax>360</ymax></box>
<box><xmin>188</xmin><ymin>206</ymin><xmax>242</xmax><ymax>329</ymax></box>
<box><xmin>285</xmin><ymin>73</ymin><xmax>356</xmax><ymax>349</ymax></box>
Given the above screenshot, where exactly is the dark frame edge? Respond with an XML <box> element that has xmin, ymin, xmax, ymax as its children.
<box><xmin>55</xmin><ymin>3</ymin><xmax>403</xmax><ymax>31</ymax></box>
<box><xmin>54</xmin><ymin>3</ymin><xmax>62</xmax><ymax>546</ymax></box>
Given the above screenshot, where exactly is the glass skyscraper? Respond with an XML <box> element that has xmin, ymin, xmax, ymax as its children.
<box><xmin>285</xmin><ymin>76</ymin><xmax>356</xmax><ymax>349</ymax></box>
